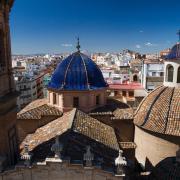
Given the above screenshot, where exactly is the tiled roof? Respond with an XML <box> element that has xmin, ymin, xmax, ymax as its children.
<box><xmin>17</xmin><ymin>98</ymin><xmax>63</xmax><ymax>120</ymax></box>
<box><xmin>90</xmin><ymin>98</ymin><xmax>129</xmax><ymax>114</ymax></box>
<box><xmin>20</xmin><ymin>111</ymin><xmax>73</xmax><ymax>152</ymax></box>
<box><xmin>17</xmin><ymin>104</ymin><xmax>63</xmax><ymax>120</ymax></box>
<box><xmin>134</xmin><ymin>86</ymin><xmax>180</xmax><ymax>136</ymax></box>
<box><xmin>18</xmin><ymin>99</ymin><xmax>48</xmax><ymax>113</ymax></box>
<box><xmin>21</xmin><ymin>109</ymin><xmax>119</xmax><ymax>153</ymax></box>
<box><xmin>112</xmin><ymin>108</ymin><xmax>134</xmax><ymax>120</ymax></box>
<box><xmin>73</xmin><ymin>110</ymin><xmax>119</xmax><ymax>150</ymax></box>
<box><xmin>109</xmin><ymin>82</ymin><xmax>144</xmax><ymax>90</ymax></box>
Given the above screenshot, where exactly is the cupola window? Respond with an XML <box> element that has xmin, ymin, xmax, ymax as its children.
<box><xmin>73</xmin><ymin>97</ymin><xmax>79</xmax><ymax>107</ymax></box>
<box><xmin>53</xmin><ymin>93</ymin><xmax>57</xmax><ymax>104</ymax></box>
<box><xmin>96</xmin><ymin>95</ymin><xmax>100</xmax><ymax>105</ymax></box>
<box><xmin>166</xmin><ymin>65</ymin><xmax>174</xmax><ymax>82</ymax></box>
<box><xmin>177</xmin><ymin>67</ymin><xmax>180</xmax><ymax>83</ymax></box>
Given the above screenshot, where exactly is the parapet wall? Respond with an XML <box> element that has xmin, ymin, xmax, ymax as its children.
<box><xmin>0</xmin><ymin>159</ymin><xmax>123</xmax><ymax>180</ymax></box>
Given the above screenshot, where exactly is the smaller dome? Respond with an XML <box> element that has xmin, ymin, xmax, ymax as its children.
<box><xmin>134</xmin><ymin>86</ymin><xmax>180</xmax><ymax>136</ymax></box>
<box><xmin>150</xmin><ymin>157</ymin><xmax>180</xmax><ymax>180</ymax></box>
<box><xmin>48</xmin><ymin>52</ymin><xmax>108</xmax><ymax>91</ymax></box>
<box><xmin>166</xmin><ymin>43</ymin><xmax>180</xmax><ymax>59</ymax></box>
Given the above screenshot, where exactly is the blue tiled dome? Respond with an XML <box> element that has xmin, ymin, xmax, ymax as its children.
<box><xmin>166</xmin><ymin>43</ymin><xmax>180</xmax><ymax>59</ymax></box>
<box><xmin>48</xmin><ymin>52</ymin><xmax>108</xmax><ymax>90</ymax></box>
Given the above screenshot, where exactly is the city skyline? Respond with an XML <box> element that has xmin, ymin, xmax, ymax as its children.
<box><xmin>10</xmin><ymin>0</ymin><xmax>180</xmax><ymax>54</ymax></box>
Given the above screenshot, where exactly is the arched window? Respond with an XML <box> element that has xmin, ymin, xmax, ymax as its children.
<box><xmin>166</xmin><ymin>65</ymin><xmax>174</xmax><ymax>82</ymax></box>
<box><xmin>177</xmin><ymin>67</ymin><xmax>180</xmax><ymax>83</ymax></box>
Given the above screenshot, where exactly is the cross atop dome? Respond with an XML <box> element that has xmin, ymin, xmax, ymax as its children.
<box><xmin>76</xmin><ymin>37</ymin><xmax>81</xmax><ymax>52</ymax></box>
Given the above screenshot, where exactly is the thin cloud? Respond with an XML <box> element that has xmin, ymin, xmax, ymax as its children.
<box><xmin>145</xmin><ymin>42</ymin><xmax>157</xmax><ymax>47</ymax></box>
<box><xmin>135</xmin><ymin>44</ymin><xmax>141</xmax><ymax>49</ymax></box>
<box><xmin>61</xmin><ymin>43</ymin><xmax>73</xmax><ymax>47</ymax></box>
<box><xmin>139</xmin><ymin>30</ymin><xmax>144</xmax><ymax>33</ymax></box>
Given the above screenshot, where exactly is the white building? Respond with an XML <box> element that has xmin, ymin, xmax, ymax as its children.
<box><xmin>15</xmin><ymin>74</ymin><xmax>44</xmax><ymax>110</ymax></box>
<box><xmin>142</xmin><ymin>60</ymin><xmax>164</xmax><ymax>91</ymax></box>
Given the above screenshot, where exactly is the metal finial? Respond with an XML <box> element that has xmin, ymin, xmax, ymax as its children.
<box><xmin>76</xmin><ymin>37</ymin><xmax>81</xmax><ymax>52</ymax></box>
<box><xmin>177</xmin><ymin>30</ymin><xmax>180</xmax><ymax>42</ymax></box>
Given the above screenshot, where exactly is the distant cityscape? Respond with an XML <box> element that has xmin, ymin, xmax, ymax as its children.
<box><xmin>12</xmin><ymin>48</ymin><xmax>169</xmax><ymax>110</ymax></box>
<box><xmin>0</xmin><ymin>1</ymin><xmax>180</xmax><ymax>180</ymax></box>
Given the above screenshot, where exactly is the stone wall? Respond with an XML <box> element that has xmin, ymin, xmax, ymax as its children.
<box><xmin>0</xmin><ymin>160</ymin><xmax>123</xmax><ymax>180</ymax></box>
<box><xmin>134</xmin><ymin>126</ymin><xmax>179</xmax><ymax>170</ymax></box>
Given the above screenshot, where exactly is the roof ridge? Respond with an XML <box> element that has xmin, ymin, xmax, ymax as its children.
<box><xmin>140</xmin><ymin>86</ymin><xmax>168</xmax><ymax>126</ymax></box>
<box><xmin>79</xmin><ymin>53</ymin><xmax>90</xmax><ymax>89</ymax></box>
<box><xmin>164</xmin><ymin>87</ymin><xmax>175</xmax><ymax>134</ymax></box>
<box><xmin>62</xmin><ymin>53</ymin><xmax>75</xmax><ymax>89</ymax></box>
<box><xmin>68</xmin><ymin>108</ymin><xmax>77</xmax><ymax>130</ymax></box>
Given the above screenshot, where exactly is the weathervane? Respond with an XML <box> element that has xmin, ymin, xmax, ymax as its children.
<box><xmin>76</xmin><ymin>37</ymin><xmax>81</xmax><ymax>52</ymax></box>
<box><xmin>177</xmin><ymin>30</ymin><xmax>180</xmax><ymax>42</ymax></box>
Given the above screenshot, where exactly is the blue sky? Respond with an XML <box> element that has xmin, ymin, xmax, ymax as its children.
<box><xmin>10</xmin><ymin>0</ymin><xmax>180</xmax><ymax>54</ymax></box>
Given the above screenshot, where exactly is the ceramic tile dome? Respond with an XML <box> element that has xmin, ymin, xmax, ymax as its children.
<box><xmin>166</xmin><ymin>43</ymin><xmax>180</xmax><ymax>59</ymax></box>
<box><xmin>48</xmin><ymin>51</ymin><xmax>108</xmax><ymax>90</ymax></box>
<box><xmin>134</xmin><ymin>86</ymin><xmax>180</xmax><ymax>136</ymax></box>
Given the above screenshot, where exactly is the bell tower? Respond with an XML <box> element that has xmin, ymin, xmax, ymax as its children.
<box><xmin>0</xmin><ymin>0</ymin><xmax>18</xmax><ymax>171</ymax></box>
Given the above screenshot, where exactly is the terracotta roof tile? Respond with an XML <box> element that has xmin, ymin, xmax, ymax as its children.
<box><xmin>73</xmin><ymin>110</ymin><xmax>119</xmax><ymax>150</ymax></box>
<box><xmin>134</xmin><ymin>86</ymin><xmax>180</xmax><ymax>136</ymax></box>
<box><xmin>112</xmin><ymin>108</ymin><xmax>134</xmax><ymax>120</ymax></box>
<box><xmin>17</xmin><ymin>104</ymin><xmax>63</xmax><ymax>120</ymax></box>
<box><xmin>21</xmin><ymin>109</ymin><xmax>119</xmax><ymax>153</ymax></box>
<box><xmin>20</xmin><ymin>110</ymin><xmax>73</xmax><ymax>152</ymax></box>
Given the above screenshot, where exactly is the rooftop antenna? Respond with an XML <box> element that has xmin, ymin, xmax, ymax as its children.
<box><xmin>177</xmin><ymin>29</ymin><xmax>180</xmax><ymax>43</ymax></box>
<box><xmin>76</xmin><ymin>37</ymin><xmax>81</xmax><ymax>52</ymax></box>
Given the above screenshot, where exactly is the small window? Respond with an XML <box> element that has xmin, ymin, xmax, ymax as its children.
<box><xmin>129</xmin><ymin>91</ymin><xmax>134</xmax><ymax>97</ymax></box>
<box><xmin>122</xmin><ymin>91</ymin><xmax>126</xmax><ymax>96</ymax></box>
<box><xmin>152</xmin><ymin>72</ymin><xmax>156</xmax><ymax>77</ymax></box>
<box><xmin>160</xmin><ymin>72</ymin><xmax>164</xmax><ymax>77</ymax></box>
<box><xmin>53</xmin><ymin>93</ymin><xmax>57</xmax><ymax>104</ymax></box>
<box><xmin>73</xmin><ymin>97</ymin><xmax>79</xmax><ymax>107</ymax></box>
<box><xmin>96</xmin><ymin>95</ymin><xmax>100</xmax><ymax>105</ymax></box>
<box><xmin>114</xmin><ymin>91</ymin><xmax>118</xmax><ymax>96</ymax></box>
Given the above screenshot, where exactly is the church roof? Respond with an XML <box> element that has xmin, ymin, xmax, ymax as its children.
<box><xmin>112</xmin><ymin>108</ymin><xmax>134</xmax><ymax>120</ymax></box>
<box><xmin>20</xmin><ymin>108</ymin><xmax>119</xmax><ymax>153</ymax></box>
<box><xmin>134</xmin><ymin>86</ymin><xmax>180</xmax><ymax>136</ymax></box>
<box><xmin>17</xmin><ymin>99</ymin><xmax>63</xmax><ymax>120</ymax></box>
<box><xmin>48</xmin><ymin>51</ymin><xmax>108</xmax><ymax>91</ymax></box>
<box><xmin>166</xmin><ymin>43</ymin><xmax>180</xmax><ymax>59</ymax></box>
